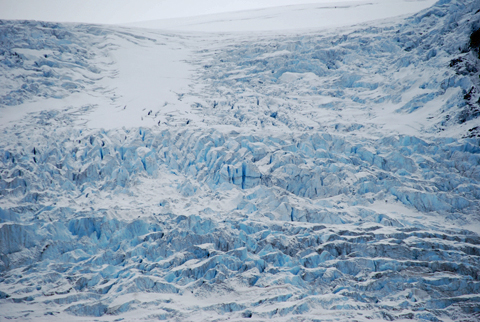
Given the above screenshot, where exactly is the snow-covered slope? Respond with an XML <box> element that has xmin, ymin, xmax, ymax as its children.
<box><xmin>125</xmin><ymin>0</ymin><xmax>437</xmax><ymax>32</ymax></box>
<box><xmin>1</xmin><ymin>0</ymin><xmax>480</xmax><ymax>321</ymax></box>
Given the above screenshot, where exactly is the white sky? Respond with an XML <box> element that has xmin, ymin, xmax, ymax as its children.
<box><xmin>0</xmin><ymin>0</ymin><xmax>370</xmax><ymax>24</ymax></box>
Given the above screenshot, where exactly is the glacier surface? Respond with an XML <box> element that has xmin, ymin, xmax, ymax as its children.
<box><xmin>1</xmin><ymin>0</ymin><xmax>480</xmax><ymax>321</ymax></box>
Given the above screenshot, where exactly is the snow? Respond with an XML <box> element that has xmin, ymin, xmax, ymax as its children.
<box><xmin>1</xmin><ymin>0</ymin><xmax>480</xmax><ymax>321</ymax></box>
<box><xmin>126</xmin><ymin>0</ymin><xmax>438</xmax><ymax>32</ymax></box>
<box><xmin>0</xmin><ymin>0</ymin><xmax>434</xmax><ymax>25</ymax></box>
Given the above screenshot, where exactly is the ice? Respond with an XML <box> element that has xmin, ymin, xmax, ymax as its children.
<box><xmin>1</xmin><ymin>0</ymin><xmax>480</xmax><ymax>321</ymax></box>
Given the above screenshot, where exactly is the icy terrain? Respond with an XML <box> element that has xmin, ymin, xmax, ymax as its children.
<box><xmin>1</xmin><ymin>0</ymin><xmax>480</xmax><ymax>321</ymax></box>
<box><xmin>127</xmin><ymin>0</ymin><xmax>438</xmax><ymax>32</ymax></box>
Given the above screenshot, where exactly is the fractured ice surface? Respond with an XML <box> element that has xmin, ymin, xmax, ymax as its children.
<box><xmin>1</xmin><ymin>0</ymin><xmax>480</xmax><ymax>321</ymax></box>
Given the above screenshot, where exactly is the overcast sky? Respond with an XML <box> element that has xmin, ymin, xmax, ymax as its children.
<box><xmin>0</xmin><ymin>0</ymin><xmax>369</xmax><ymax>24</ymax></box>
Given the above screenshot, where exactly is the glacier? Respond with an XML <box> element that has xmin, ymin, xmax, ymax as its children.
<box><xmin>1</xmin><ymin>0</ymin><xmax>480</xmax><ymax>321</ymax></box>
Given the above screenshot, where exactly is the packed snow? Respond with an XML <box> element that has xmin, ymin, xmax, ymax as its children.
<box><xmin>126</xmin><ymin>0</ymin><xmax>438</xmax><ymax>32</ymax></box>
<box><xmin>1</xmin><ymin>0</ymin><xmax>480</xmax><ymax>321</ymax></box>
